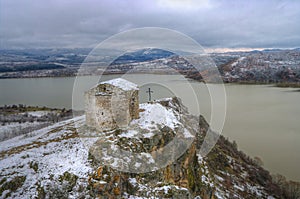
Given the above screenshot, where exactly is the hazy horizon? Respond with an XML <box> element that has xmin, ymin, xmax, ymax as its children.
<box><xmin>1</xmin><ymin>46</ymin><xmax>299</xmax><ymax>54</ymax></box>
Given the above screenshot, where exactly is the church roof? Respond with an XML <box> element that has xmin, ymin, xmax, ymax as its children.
<box><xmin>101</xmin><ymin>78</ymin><xmax>138</xmax><ymax>91</ymax></box>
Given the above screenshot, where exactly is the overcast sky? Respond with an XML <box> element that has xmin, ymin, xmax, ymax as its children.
<box><xmin>1</xmin><ymin>0</ymin><xmax>299</xmax><ymax>50</ymax></box>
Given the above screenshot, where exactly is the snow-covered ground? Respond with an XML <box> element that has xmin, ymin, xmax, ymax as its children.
<box><xmin>0</xmin><ymin>116</ymin><xmax>97</xmax><ymax>199</ymax></box>
<box><xmin>0</xmin><ymin>121</ymin><xmax>50</xmax><ymax>142</ymax></box>
<box><xmin>0</xmin><ymin>101</ymin><xmax>276</xmax><ymax>199</ymax></box>
<box><xmin>26</xmin><ymin>111</ymin><xmax>50</xmax><ymax>117</ymax></box>
<box><xmin>131</xmin><ymin>103</ymin><xmax>180</xmax><ymax>131</ymax></box>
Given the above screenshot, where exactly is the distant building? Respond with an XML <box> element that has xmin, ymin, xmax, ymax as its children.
<box><xmin>85</xmin><ymin>78</ymin><xmax>139</xmax><ymax>131</ymax></box>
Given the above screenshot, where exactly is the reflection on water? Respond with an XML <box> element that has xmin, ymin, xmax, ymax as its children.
<box><xmin>0</xmin><ymin>74</ymin><xmax>299</xmax><ymax>181</ymax></box>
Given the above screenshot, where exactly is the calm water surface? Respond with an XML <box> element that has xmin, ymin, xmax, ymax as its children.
<box><xmin>0</xmin><ymin>74</ymin><xmax>299</xmax><ymax>181</ymax></box>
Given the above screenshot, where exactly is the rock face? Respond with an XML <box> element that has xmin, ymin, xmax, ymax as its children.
<box><xmin>85</xmin><ymin>78</ymin><xmax>139</xmax><ymax>132</ymax></box>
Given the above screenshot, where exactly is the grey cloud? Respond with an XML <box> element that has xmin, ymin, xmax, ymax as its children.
<box><xmin>0</xmin><ymin>0</ymin><xmax>299</xmax><ymax>49</ymax></box>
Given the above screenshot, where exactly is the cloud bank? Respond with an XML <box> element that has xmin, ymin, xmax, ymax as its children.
<box><xmin>0</xmin><ymin>0</ymin><xmax>299</xmax><ymax>49</ymax></box>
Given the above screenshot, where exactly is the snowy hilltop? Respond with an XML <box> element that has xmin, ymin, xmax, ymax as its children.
<box><xmin>0</xmin><ymin>98</ymin><xmax>289</xmax><ymax>198</ymax></box>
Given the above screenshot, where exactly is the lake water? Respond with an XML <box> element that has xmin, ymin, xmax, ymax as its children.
<box><xmin>0</xmin><ymin>74</ymin><xmax>299</xmax><ymax>181</ymax></box>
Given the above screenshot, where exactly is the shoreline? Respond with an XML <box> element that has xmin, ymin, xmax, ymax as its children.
<box><xmin>1</xmin><ymin>73</ymin><xmax>299</xmax><ymax>88</ymax></box>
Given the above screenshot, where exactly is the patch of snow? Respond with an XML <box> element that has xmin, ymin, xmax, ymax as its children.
<box><xmin>155</xmin><ymin>97</ymin><xmax>173</xmax><ymax>102</ymax></box>
<box><xmin>246</xmin><ymin>183</ymin><xmax>264</xmax><ymax>197</ymax></box>
<box><xmin>153</xmin><ymin>185</ymin><xmax>188</xmax><ymax>194</ymax></box>
<box><xmin>125</xmin><ymin>195</ymin><xmax>149</xmax><ymax>199</ymax></box>
<box><xmin>118</xmin><ymin>129</ymin><xmax>139</xmax><ymax>138</ymax></box>
<box><xmin>201</xmin><ymin>173</ymin><xmax>214</xmax><ymax>188</ymax></box>
<box><xmin>95</xmin><ymin>91</ymin><xmax>110</xmax><ymax>96</ymax></box>
<box><xmin>131</xmin><ymin>103</ymin><xmax>180</xmax><ymax>131</ymax></box>
<box><xmin>214</xmin><ymin>189</ymin><xmax>225</xmax><ymax>199</ymax></box>
<box><xmin>128</xmin><ymin>178</ymin><xmax>138</xmax><ymax>186</ymax></box>
<box><xmin>240</xmin><ymin>171</ymin><xmax>248</xmax><ymax>178</ymax></box>
<box><xmin>26</xmin><ymin>111</ymin><xmax>49</xmax><ymax>117</ymax></box>
<box><xmin>197</xmin><ymin>153</ymin><xmax>203</xmax><ymax>164</ymax></box>
<box><xmin>183</xmin><ymin>128</ymin><xmax>194</xmax><ymax>138</ymax></box>
<box><xmin>111</xmin><ymin>158</ymin><xmax>121</xmax><ymax>168</ymax></box>
<box><xmin>102</xmin><ymin>78</ymin><xmax>138</xmax><ymax>91</ymax></box>
<box><xmin>231</xmin><ymin>56</ymin><xmax>246</xmax><ymax>67</ymax></box>
<box><xmin>233</xmin><ymin>184</ymin><xmax>244</xmax><ymax>192</ymax></box>
<box><xmin>135</xmin><ymin>162</ymin><xmax>142</xmax><ymax>168</ymax></box>
<box><xmin>99</xmin><ymin>180</ymin><xmax>107</xmax><ymax>184</ymax></box>
<box><xmin>142</xmin><ymin>132</ymin><xmax>154</xmax><ymax>138</ymax></box>
<box><xmin>201</xmin><ymin>175</ymin><xmax>208</xmax><ymax>183</ymax></box>
<box><xmin>139</xmin><ymin>152</ymin><xmax>155</xmax><ymax>164</ymax></box>
<box><xmin>110</xmin><ymin>144</ymin><xmax>119</xmax><ymax>152</ymax></box>
<box><xmin>214</xmin><ymin>175</ymin><xmax>224</xmax><ymax>182</ymax></box>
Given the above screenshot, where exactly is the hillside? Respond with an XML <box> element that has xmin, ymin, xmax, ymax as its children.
<box><xmin>1</xmin><ymin>48</ymin><xmax>300</xmax><ymax>85</ymax></box>
<box><xmin>0</xmin><ymin>98</ymin><xmax>291</xmax><ymax>198</ymax></box>
<box><xmin>218</xmin><ymin>50</ymin><xmax>300</xmax><ymax>84</ymax></box>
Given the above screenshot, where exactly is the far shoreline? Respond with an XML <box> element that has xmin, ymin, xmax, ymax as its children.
<box><xmin>1</xmin><ymin>73</ymin><xmax>299</xmax><ymax>89</ymax></box>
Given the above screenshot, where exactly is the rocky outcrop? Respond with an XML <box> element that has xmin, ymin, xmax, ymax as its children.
<box><xmin>87</xmin><ymin>98</ymin><xmax>211</xmax><ymax>198</ymax></box>
<box><xmin>87</xmin><ymin>97</ymin><xmax>283</xmax><ymax>198</ymax></box>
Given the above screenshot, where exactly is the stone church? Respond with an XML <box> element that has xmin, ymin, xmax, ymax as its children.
<box><xmin>85</xmin><ymin>78</ymin><xmax>139</xmax><ymax>131</ymax></box>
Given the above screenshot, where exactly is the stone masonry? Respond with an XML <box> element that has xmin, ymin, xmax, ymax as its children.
<box><xmin>85</xmin><ymin>78</ymin><xmax>139</xmax><ymax>131</ymax></box>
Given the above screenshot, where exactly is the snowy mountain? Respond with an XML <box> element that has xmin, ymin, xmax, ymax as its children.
<box><xmin>0</xmin><ymin>98</ymin><xmax>288</xmax><ymax>198</ymax></box>
<box><xmin>111</xmin><ymin>48</ymin><xmax>175</xmax><ymax>65</ymax></box>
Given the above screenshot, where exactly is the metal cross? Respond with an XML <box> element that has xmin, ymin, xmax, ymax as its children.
<box><xmin>146</xmin><ymin>87</ymin><xmax>153</xmax><ymax>101</ymax></box>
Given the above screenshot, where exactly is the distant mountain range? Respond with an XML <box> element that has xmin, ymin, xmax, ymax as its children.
<box><xmin>0</xmin><ymin>48</ymin><xmax>299</xmax><ymax>85</ymax></box>
<box><xmin>111</xmin><ymin>48</ymin><xmax>175</xmax><ymax>65</ymax></box>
